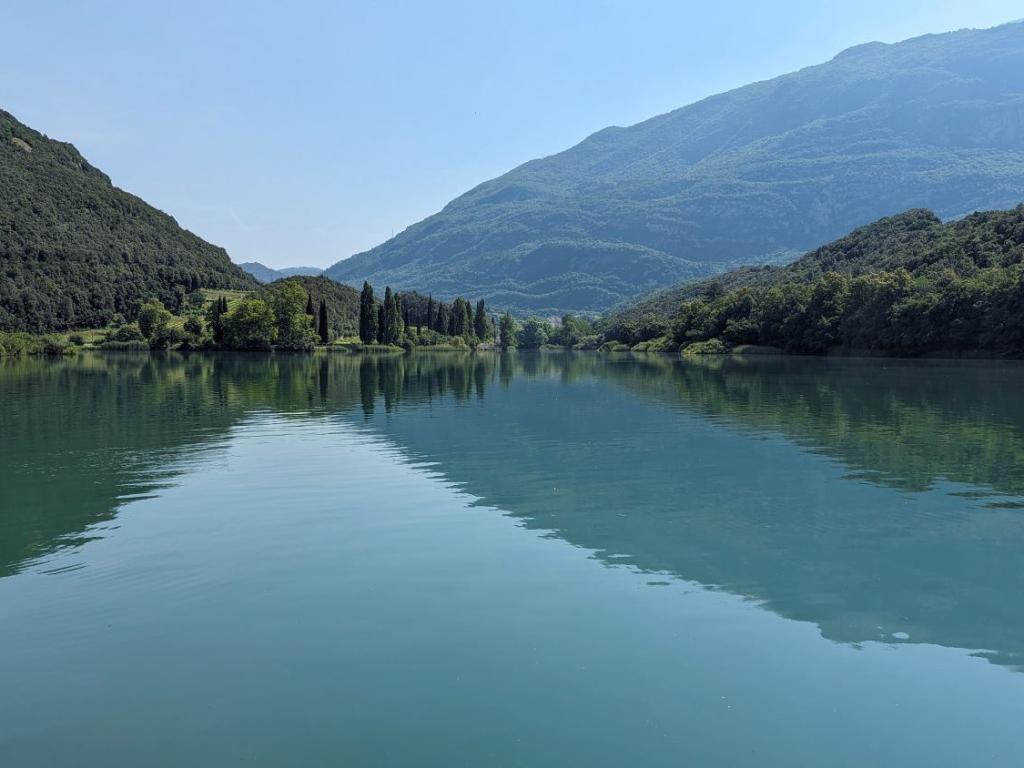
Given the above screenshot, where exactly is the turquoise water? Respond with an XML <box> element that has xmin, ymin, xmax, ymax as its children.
<box><xmin>2</xmin><ymin>352</ymin><xmax>1023</xmax><ymax>766</ymax></box>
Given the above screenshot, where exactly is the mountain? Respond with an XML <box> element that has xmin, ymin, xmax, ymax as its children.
<box><xmin>0</xmin><ymin>110</ymin><xmax>257</xmax><ymax>332</ymax></box>
<box><xmin>240</xmin><ymin>262</ymin><xmax>323</xmax><ymax>283</ymax></box>
<box><xmin>608</xmin><ymin>204</ymin><xmax>1024</xmax><ymax>324</ymax></box>
<box><xmin>326</xmin><ymin>21</ymin><xmax>1024</xmax><ymax>315</ymax></box>
<box><xmin>600</xmin><ymin>204</ymin><xmax>1024</xmax><ymax>356</ymax></box>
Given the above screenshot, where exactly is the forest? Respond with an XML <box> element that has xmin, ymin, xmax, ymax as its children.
<box><xmin>600</xmin><ymin>206</ymin><xmax>1024</xmax><ymax>357</ymax></box>
<box><xmin>0</xmin><ymin>109</ymin><xmax>257</xmax><ymax>333</ymax></box>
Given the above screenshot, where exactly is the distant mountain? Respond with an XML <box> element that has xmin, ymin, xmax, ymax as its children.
<box><xmin>0</xmin><ymin>110</ymin><xmax>257</xmax><ymax>332</ymax></box>
<box><xmin>240</xmin><ymin>262</ymin><xmax>323</xmax><ymax>283</ymax></box>
<box><xmin>326</xmin><ymin>21</ymin><xmax>1024</xmax><ymax>314</ymax></box>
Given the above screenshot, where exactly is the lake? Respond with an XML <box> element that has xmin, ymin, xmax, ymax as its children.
<box><xmin>2</xmin><ymin>351</ymin><xmax>1023</xmax><ymax>766</ymax></box>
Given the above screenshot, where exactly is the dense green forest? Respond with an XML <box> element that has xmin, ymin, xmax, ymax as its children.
<box><xmin>600</xmin><ymin>205</ymin><xmax>1024</xmax><ymax>357</ymax></box>
<box><xmin>0</xmin><ymin>110</ymin><xmax>256</xmax><ymax>333</ymax></box>
<box><xmin>327</xmin><ymin>22</ymin><xmax>1024</xmax><ymax>314</ymax></box>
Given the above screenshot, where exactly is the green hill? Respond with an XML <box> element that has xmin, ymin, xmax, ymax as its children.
<box><xmin>263</xmin><ymin>275</ymin><xmax>361</xmax><ymax>339</ymax></box>
<box><xmin>326</xmin><ymin>21</ymin><xmax>1024</xmax><ymax>314</ymax></box>
<box><xmin>0</xmin><ymin>110</ymin><xmax>257</xmax><ymax>332</ymax></box>
<box><xmin>601</xmin><ymin>204</ymin><xmax>1024</xmax><ymax>356</ymax></box>
<box><xmin>609</xmin><ymin>206</ymin><xmax>1024</xmax><ymax>323</ymax></box>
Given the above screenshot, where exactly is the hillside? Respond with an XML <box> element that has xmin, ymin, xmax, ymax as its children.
<box><xmin>601</xmin><ymin>204</ymin><xmax>1024</xmax><ymax>356</ymax></box>
<box><xmin>608</xmin><ymin>205</ymin><xmax>1024</xmax><ymax>325</ymax></box>
<box><xmin>326</xmin><ymin>21</ymin><xmax>1024</xmax><ymax>314</ymax></box>
<box><xmin>0</xmin><ymin>110</ymin><xmax>257</xmax><ymax>332</ymax></box>
<box><xmin>263</xmin><ymin>275</ymin><xmax>361</xmax><ymax>339</ymax></box>
<box><xmin>240</xmin><ymin>262</ymin><xmax>323</xmax><ymax>283</ymax></box>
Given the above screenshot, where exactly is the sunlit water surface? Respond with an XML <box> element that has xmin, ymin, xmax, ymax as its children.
<box><xmin>2</xmin><ymin>352</ymin><xmax>1023</xmax><ymax>766</ymax></box>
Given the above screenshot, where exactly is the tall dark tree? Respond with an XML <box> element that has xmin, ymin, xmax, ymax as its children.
<box><xmin>426</xmin><ymin>295</ymin><xmax>435</xmax><ymax>332</ymax></box>
<box><xmin>499</xmin><ymin>312</ymin><xmax>515</xmax><ymax>349</ymax></box>
<box><xmin>376</xmin><ymin>305</ymin><xmax>385</xmax><ymax>343</ymax></box>
<box><xmin>382</xmin><ymin>286</ymin><xmax>401</xmax><ymax>345</ymax></box>
<box><xmin>474</xmin><ymin>299</ymin><xmax>488</xmax><ymax>339</ymax></box>
<box><xmin>435</xmin><ymin>302</ymin><xmax>450</xmax><ymax>335</ymax></box>
<box><xmin>448</xmin><ymin>300</ymin><xmax>459</xmax><ymax>336</ymax></box>
<box><xmin>359</xmin><ymin>281</ymin><xmax>377</xmax><ymax>344</ymax></box>
<box><xmin>450</xmin><ymin>298</ymin><xmax>469</xmax><ymax>336</ymax></box>
<box><xmin>317</xmin><ymin>299</ymin><xmax>329</xmax><ymax>344</ymax></box>
<box><xmin>305</xmin><ymin>293</ymin><xmax>315</xmax><ymax>317</ymax></box>
<box><xmin>208</xmin><ymin>295</ymin><xmax>228</xmax><ymax>345</ymax></box>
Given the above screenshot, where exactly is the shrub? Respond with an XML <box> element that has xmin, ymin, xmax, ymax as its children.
<box><xmin>682</xmin><ymin>338</ymin><xmax>729</xmax><ymax>355</ymax></box>
<box><xmin>107</xmin><ymin>323</ymin><xmax>146</xmax><ymax>343</ymax></box>
<box><xmin>41</xmin><ymin>335</ymin><xmax>75</xmax><ymax>356</ymax></box>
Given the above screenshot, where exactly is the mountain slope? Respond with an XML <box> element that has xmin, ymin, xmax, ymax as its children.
<box><xmin>600</xmin><ymin>204</ymin><xmax>1024</xmax><ymax>356</ymax></box>
<box><xmin>263</xmin><ymin>275</ymin><xmax>360</xmax><ymax>338</ymax></box>
<box><xmin>0</xmin><ymin>110</ymin><xmax>257</xmax><ymax>332</ymax></box>
<box><xmin>327</xmin><ymin>21</ymin><xmax>1024</xmax><ymax>314</ymax></box>
<box><xmin>240</xmin><ymin>262</ymin><xmax>323</xmax><ymax>283</ymax></box>
<box><xmin>607</xmin><ymin>204</ymin><xmax>1024</xmax><ymax>325</ymax></box>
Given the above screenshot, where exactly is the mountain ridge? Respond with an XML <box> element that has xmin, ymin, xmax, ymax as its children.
<box><xmin>326</xmin><ymin>21</ymin><xmax>1024</xmax><ymax>314</ymax></box>
<box><xmin>0</xmin><ymin>109</ymin><xmax>257</xmax><ymax>332</ymax></box>
<box><xmin>239</xmin><ymin>262</ymin><xmax>323</xmax><ymax>283</ymax></box>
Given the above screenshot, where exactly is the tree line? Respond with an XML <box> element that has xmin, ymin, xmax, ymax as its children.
<box><xmin>93</xmin><ymin>281</ymin><xmax>331</xmax><ymax>351</ymax></box>
<box><xmin>357</xmin><ymin>282</ymin><xmax>498</xmax><ymax>348</ymax></box>
<box><xmin>601</xmin><ymin>265</ymin><xmax>1024</xmax><ymax>357</ymax></box>
<box><xmin>355</xmin><ymin>281</ymin><xmax>603</xmax><ymax>351</ymax></box>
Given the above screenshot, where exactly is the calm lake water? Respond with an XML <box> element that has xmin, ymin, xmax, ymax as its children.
<box><xmin>2</xmin><ymin>351</ymin><xmax>1024</xmax><ymax>766</ymax></box>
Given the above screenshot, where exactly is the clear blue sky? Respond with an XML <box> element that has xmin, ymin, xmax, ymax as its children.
<box><xmin>3</xmin><ymin>1</ymin><xmax>1020</xmax><ymax>268</ymax></box>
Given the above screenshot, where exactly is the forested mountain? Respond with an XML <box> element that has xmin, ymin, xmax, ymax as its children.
<box><xmin>0</xmin><ymin>110</ymin><xmax>257</xmax><ymax>332</ymax></box>
<box><xmin>601</xmin><ymin>204</ymin><xmax>1024</xmax><ymax>356</ymax></box>
<box><xmin>327</xmin><ymin>21</ymin><xmax>1024</xmax><ymax>314</ymax></box>
<box><xmin>240</xmin><ymin>262</ymin><xmax>323</xmax><ymax>283</ymax></box>
<box><xmin>610</xmin><ymin>206</ymin><xmax>1024</xmax><ymax>321</ymax></box>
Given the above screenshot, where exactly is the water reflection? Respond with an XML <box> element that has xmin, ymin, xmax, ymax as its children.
<box><xmin>2</xmin><ymin>351</ymin><xmax>1023</xmax><ymax>670</ymax></box>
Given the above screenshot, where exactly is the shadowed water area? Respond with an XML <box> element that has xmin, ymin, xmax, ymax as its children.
<box><xmin>1</xmin><ymin>351</ymin><xmax>1023</xmax><ymax>766</ymax></box>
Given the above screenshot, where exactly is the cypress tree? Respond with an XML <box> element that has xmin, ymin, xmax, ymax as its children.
<box><xmin>451</xmin><ymin>298</ymin><xmax>460</xmax><ymax>335</ymax></box>
<box><xmin>209</xmin><ymin>296</ymin><xmax>225</xmax><ymax>344</ymax></box>
<box><xmin>462</xmin><ymin>300</ymin><xmax>473</xmax><ymax>338</ymax></box>
<box><xmin>382</xmin><ymin>286</ymin><xmax>401</xmax><ymax>345</ymax></box>
<box><xmin>474</xmin><ymin>300</ymin><xmax>488</xmax><ymax>339</ymax></box>
<box><xmin>426</xmin><ymin>295</ymin><xmax>435</xmax><ymax>331</ymax></box>
<box><xmin>359</xmin><ymin>282</ymin><xmax>377</xmax><ymax>343</ymax></box>
<box><xmin>318</xmin><ymin>299</ymin><xmax>329</xmax><ymax>344</ymax></box>
<box><xmin>435</xmin><ymin>303</ymin><xmax>450</xmax><ymax>336</ymax></box>
<box><xmin>305</xmin><ymin>293</ymin><xmax>315</xmax><ymax>317</ymax></box>
<box><xmin>382</xmin><ymin>287</ymin><xmax>393</xmax><ymax>343</ymax></box>
<box><xmin>218</xmin><ymin>297</ymin><xmax>229</xmax><ymax>344</ymax></box>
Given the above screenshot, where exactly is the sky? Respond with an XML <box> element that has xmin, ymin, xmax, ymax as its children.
<box><xmin>2</xmin><ymin>1</ymin><xmax>1021</xmax><ymax>269</ymax></box>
